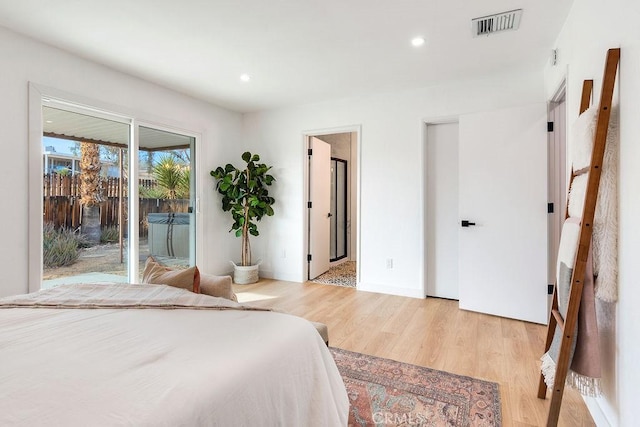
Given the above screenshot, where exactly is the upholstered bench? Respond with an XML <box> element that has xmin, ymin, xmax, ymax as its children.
<box><xmin>310</xmin><ymin>321</ymin><xmax>329</xmax><ymax>345</ymax></box>
<box><xmin>198</xmin><ymin>272</ymin><xmax>329</xmax><ymax>344</ymax></box>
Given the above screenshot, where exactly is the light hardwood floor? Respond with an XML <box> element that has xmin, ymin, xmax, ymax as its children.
<box><xmin>233</xmin><ymin>279</ymin><xmax>595</xmax><ymax>427</ymax></box>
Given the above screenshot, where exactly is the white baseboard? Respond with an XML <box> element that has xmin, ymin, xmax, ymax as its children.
<box><xmin>583</xmin><ymin>395</ymin><xmax>615</xmax><ymax>427</ymax></box>
<box><xmin>247</xmin><ymin>272</ymin><xmax>425</xmax><ymax>299</ymax></box>
<box><xmin>258</xmin><ymin>269</ymin><xmax>302</xmax><ymax>283</ymax></box>
<box><xmin>357</xmin><ymin>282</ymin><xmax>424</xmax><ymax>299</ymax></box>
<box><xmin>258</xmin><ymin>269</ymin><xmax>273</xmax><ymax>279</ymax></box>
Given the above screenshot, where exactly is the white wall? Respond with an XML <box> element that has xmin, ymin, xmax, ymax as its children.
<box><xmin>242</xmin><ymin>72</ymin><xmax>546</xmax><ymax>297</ymax></box>
<box><xmin>545</xmin><ymin>0</ymin><xmax>640</xmax><ymax>424</ymax></box>
<box><xmin>0</xmin><ymin>26</ymin><xmax>243</xmax><ymax>297</ymax></box>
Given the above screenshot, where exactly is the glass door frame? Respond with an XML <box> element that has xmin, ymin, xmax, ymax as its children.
<box><xmin>28</xmin><ymin>83</ymin><xmax>200</xmax><ymax>291</ymax></box>
<box><xmin>136</xmin><ymin>122</ymin><xmax>199</xmax><ymax>274</ymax></box>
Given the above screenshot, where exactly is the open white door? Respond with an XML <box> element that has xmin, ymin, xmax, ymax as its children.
<box><xmin>308</xmin><ymin>137</ymin><xmax>331</xmax><ymax>280</ymax></box>
<box><xmin>458</xmin><ymin>104</ymin><xmax>548</xmax><ymax>324</ymax></box>
<box><xmin>547</xmin><ymin>100</ymin><xmax>567</xmax><ymax>299</ymax></box>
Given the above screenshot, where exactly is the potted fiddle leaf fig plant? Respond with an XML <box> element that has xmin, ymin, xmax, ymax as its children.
<box><xmin>210</xmin><ymin>152</ymin><xmax>275</xmax><ymax>284</ymax></box>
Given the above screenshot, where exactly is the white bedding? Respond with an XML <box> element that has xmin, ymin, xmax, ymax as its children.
<box><xmin>0</xmin><ymin>284</ymin><xmax>348</xmax><ymax>426</ymax></box>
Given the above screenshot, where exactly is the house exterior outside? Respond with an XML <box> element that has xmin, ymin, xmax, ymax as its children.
<box><xmin>43</xmin><ymin>145</ymin><xmax>119</xmax><ymax>177</ymax></box>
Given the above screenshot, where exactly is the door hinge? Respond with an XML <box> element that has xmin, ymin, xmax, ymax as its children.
<box><xmin>548</xmin><ymin>284</ymin><xmax>554</xmax><ymax>295</ymax></box>
<box><xmin>308</xmin><ymin>148</ymin><xmax>313</xmax><ymax>156</ymax></box>
<box><xmin>308</xmin><ymin>201</ymin><xmax>312</xmax><ymax>208</ymax></box>
<box><xmin>547</xmin><ymin>121</ymin><xmax>554</xmax><ymax>132</ymax></box>
<box><xmin>548</xmin><ymin>202</ymin><xmax>554</xmax><ymax>213</ymax></box>
<box><xmin>307</xmin><ymin>254</ymin><xmax>312</xmax><ymax>262</ymax></box>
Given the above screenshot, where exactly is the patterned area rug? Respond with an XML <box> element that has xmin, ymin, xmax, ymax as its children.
<box><xmin>330</xmin><ymin>347</ymin><xmax>501</xmax><ymax>427</ymax></box>
<box><xmin>311</xmin><ymin>261</ymin><xmax>356</xmax><ymax>288</ymax></box>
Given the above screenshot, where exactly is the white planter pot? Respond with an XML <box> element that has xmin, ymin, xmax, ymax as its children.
<box><xmin>230</xmin><ymin>260</ymin><xmax>261</xmax><ymax>284</ymax></box>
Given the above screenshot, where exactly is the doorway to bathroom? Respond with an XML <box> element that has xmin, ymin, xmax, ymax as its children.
<box><xmin>305</xmin><ymin>130</ymin><xmax>358</xmax><ymax>288</ymax></box>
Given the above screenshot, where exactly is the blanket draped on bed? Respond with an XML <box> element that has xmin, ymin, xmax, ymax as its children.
<box><xmin>0</xmin><ymin>282</ymin><xmax>269</xmax><ymax>311</ymax></box>
<box><xmin>541</xmin><ymin>104</ymin><xmax>618</xmax><ymax>397</ymax></box>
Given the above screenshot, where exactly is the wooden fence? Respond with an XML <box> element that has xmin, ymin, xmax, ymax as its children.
<box><xmin>42</xmin><ymin>175</ymin><xmax>189</xmax><ymax>237</ymax></box>
<box><xmin>43</xmin><ymin>174</ymin><xmax>157</xmax><ymax>198</ymax></box>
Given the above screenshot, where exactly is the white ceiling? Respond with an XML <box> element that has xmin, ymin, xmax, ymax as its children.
<box><xmin>0</xmin><ymin>0</ymin><xmax>573</xmax><ymax>113</ymax></box>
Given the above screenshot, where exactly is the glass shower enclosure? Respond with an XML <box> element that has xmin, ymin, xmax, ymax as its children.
<box><xmin>330</xmin><ymin>158</ymin><xmax>347</xmax><ymax>261</ymax></box>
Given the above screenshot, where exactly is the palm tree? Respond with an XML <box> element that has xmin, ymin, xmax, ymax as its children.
<box><xmin>149</xmin><ymin>154</ymin><xmax>189</xmax><ymax>257</ymax></box>
<box><xmin>153</xmin><ymin>155</ymin><xmax>189</xmax><ymax>212</ymax></box>
<box><xmin>79</xmin><ymin>141</ymin><xmax>103</xmax><ymax>244</ymax></box>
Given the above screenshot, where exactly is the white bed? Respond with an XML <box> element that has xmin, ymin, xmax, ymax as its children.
<box><xmin>0</xmin><ymin>283</ymin><xmax>348</xmax><ymax>426</ymax></box>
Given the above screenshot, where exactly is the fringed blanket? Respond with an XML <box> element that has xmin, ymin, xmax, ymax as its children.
<box><xmin>541</xmin><ymin>103</ymin><xmax>619</xmax><ymax>397</ymax></box>
<box><xmin>541</xmin><ymin>218</ymin><xmax>601</xmax><ymax>396</ymax></box>
<box><xmin>0</xmin><ymin>282</ymin><xmax>270</xmax><ymax>312</ymax></box>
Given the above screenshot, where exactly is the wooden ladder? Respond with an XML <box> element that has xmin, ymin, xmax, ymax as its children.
<box><xmin>537</xmin><ymin>47</ymin><xmax>620</xmax><ymax>426</ymax></box>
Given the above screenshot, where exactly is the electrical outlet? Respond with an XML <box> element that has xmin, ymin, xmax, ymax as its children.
<box><xmin>386</xmin><ymin>258</ymin><xmax>393</xmax><ymax>269</ymax></box>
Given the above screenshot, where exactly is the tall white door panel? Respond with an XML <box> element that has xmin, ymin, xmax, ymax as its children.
<box><xmin>458</xmin><ymin>104</ymin><xmax>548</xmax><ymax>324</ymax></box>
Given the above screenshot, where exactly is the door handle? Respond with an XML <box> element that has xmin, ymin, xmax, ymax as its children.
<box><xmin>461</xmin><ymin>220</ymin><xmax>476</xmax><ymax>227</ymax></box>
<box><xmin>328</xmin><ymin>213</ymin><xmax>332</xmax><ymax>218</ymax></box>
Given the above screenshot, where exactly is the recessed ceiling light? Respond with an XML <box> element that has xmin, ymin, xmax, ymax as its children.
<box><xmin>240</xmin><ymin>73</ymin><xmax>251</xmax><ymax>82</ymax></box>
<box><xmin>45</xmin><ymin>120</ymin><xmax>53</xmax><ymax>123</ymax></box>
<box><xmin>411</xmin><ymin>37</ymin><xmax>425</xmax><ymax>47</ymax></box>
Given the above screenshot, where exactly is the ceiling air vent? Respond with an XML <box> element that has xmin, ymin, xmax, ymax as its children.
<box><xmin>472</xmin><ymin>9</ymin><xmax>522</xmax><ymax>37</ymax></box>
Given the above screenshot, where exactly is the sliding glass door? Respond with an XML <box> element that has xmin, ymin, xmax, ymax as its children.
<box><xmin>138</xmin><ymin>126</ymin><xmax>196</xmax><ymax>278</ymax></box>
<box><xmin>41</xmin><ymin>104</ymin><xmax>131</xmax><ymax>288</ymax></box>
<box><xmin>39</xmin><ymin>100</ymin><xmax>196</xmax><ymax>288</ymax></box>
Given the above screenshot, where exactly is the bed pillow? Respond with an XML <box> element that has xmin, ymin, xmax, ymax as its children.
<box><xmin>142</xmin><ymin>256</ymin><xmax>200</xmax><ymax>293</ymax></box>
<box><xmin>199</xmin><ymin>273</ymin><xmax>237</xmax><ymax>302</ymax></box>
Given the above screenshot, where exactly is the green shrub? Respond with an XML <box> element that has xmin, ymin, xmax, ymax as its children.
<box><xmin>75</xmin><ymin>232</ymin><xmax>92</xmax><ymax>248</ymax></box>
<box><xmin>100</xmin><ymin>226</ymin><xmax>120</xmax><ymax>243</ymax></box>
<box><xmin>43</xmin><ymin>223</ymin><xmax>80</xmax><ymax>267</ymax></box>
<box><xmin>139</xmin><ymin>185</ymin><xmax>165</xmax><ymax>199</ymax></box>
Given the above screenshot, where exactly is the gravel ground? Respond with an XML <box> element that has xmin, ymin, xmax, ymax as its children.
<box><xmin>43</xmin><ymin>240</ymin><xmax>149</xmax><ymax>280</ymax></box>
